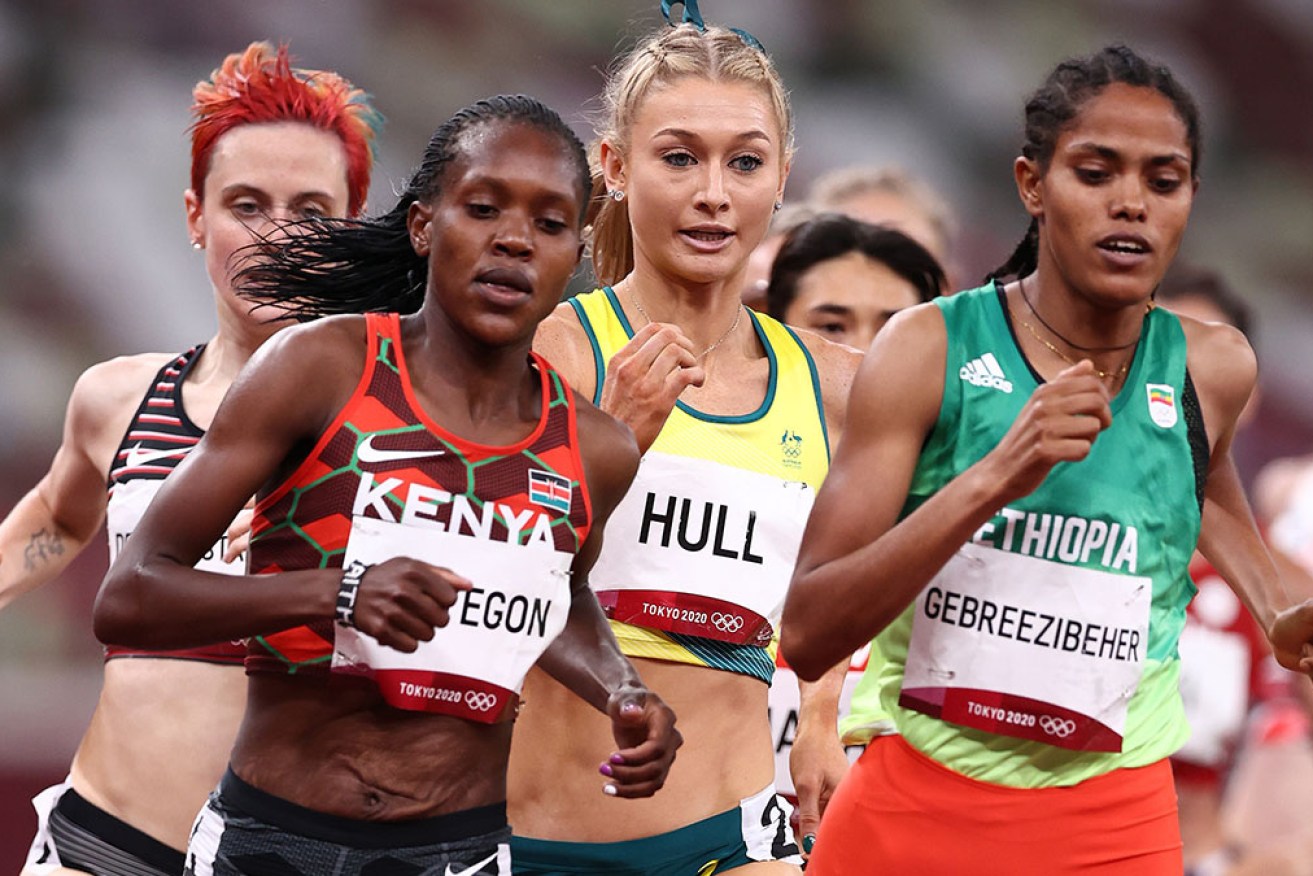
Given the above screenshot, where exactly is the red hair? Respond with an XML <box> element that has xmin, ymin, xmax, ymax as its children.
<box><xmin>189</xmin><ymin>42</ymin><xmax>382</xmax><ymax>217</ymax></box>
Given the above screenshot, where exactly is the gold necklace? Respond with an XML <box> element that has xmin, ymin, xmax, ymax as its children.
<box><xmin>1018</xmin><ymin>275</ymin><xmax>1149</xmax><ymax>352</ymax></box>
<box><xmin>1014</xmin><ymin>309</ymin><xmax>1132</xmax><ymax>380</ymax></box>
<box><xmin>630</xmin><ymin>291</ymin><xmax>743</xmax><ymax>360</ymax></box>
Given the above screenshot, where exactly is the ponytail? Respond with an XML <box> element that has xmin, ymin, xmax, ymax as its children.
<box><xmin>985</xmin><ymin>217</ymin><xmax>1039</xmax><ymax>283</ymax></box>
<box><xmin>237</xmin><ymin>198</ymin><xmax>426</xmax><ymax>322</ymax></box>
<box><xmin>587</xmin><ymin>167</ymin><xmax>634</xmax><ymax>287</ymax></box>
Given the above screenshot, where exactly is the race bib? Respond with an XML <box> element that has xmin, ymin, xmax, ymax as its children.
<box><xmin>108</xmin><ymin>479</ymin><xmax>245</xmax><ymax>574</ymax></box>
<box><xmin>590</xmin><ymin>452</ymin><xmax>813</xmax><ymax>645</ymax></box>
<box><xmin>900</xmin><ymin>542</ymin><xmax>1150</xmax><ymax>752</ymax></box>
<box><xmin>332</xmin><ymin>515</ymin><xmax>572</xmax><ymax>722</ymax></box>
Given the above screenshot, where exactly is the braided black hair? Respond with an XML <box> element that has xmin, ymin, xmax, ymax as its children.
<box><xmin>239</xmin><ymin>94</ymin><xmax>590</xmax><ymax>320</ymax></box>
<box><xmin>987</xmin><ymin>45</ymin><xmax>1203</xmax><ymax>283</ymax></box>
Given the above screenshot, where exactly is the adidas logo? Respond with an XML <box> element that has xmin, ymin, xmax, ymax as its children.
<box><xmin>959</xmin><ymin>352</ymin><xmax>1013</xmax><ymax>393</ymax></box>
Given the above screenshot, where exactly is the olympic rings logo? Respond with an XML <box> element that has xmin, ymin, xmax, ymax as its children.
<box><xmin>1039</xmin><ymin>715</ymin><xmax>1077</xmax><ymax>738</ymax></box>
<box><xmin>464</xmin><ymin>691</ymin><xmax>498</xmax><ymax>712</ymax></box>
<box><xmin>711</xmin><ymin>612</ymin><xmax>745</xmax><ymax>633</ymax></box>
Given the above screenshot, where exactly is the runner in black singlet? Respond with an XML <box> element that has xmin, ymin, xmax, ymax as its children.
<box><xmin>0</xmin><ymin>42</ymin><xmax>380</xmax><ymax>876</ymax></box>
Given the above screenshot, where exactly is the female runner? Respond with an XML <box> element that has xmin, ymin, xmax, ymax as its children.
<box><xmin>782</xmin><ymin>44</ymin><xmax>1313</xmax><ymax>874</ymax></box>
<box><xmin>765</xmin><ymin>212</ymin><xmax>944</xmax><ymax>351</ymax></box>
<box><xmin>95</xmin><ymin>94</ymin><xmax>679</xmax><ymax>876</ymax></box>
<box><xmin>0</xmin><ymin>42</ymin><xmax>380</xmax><ymax>876</ymax></box>
<box><xmin>508</xmin><ymin>5</ymin><xmax>861</xmax><ymax>873</ymax></box>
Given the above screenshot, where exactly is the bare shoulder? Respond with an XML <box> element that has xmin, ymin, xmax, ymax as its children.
<box><xmin>1180</xmin><ymin>315</ymin><xmax>1256</xmax><ymax>381</ymax></box>
<box><xmin>533</xmin><ymin>301</ymin><xmax>596</xmax><ymax>398</ymax></box>
<box><xmin>65</xmin><ymin>352</ymin><xmax>178</xmax><ymax>461</ymax></box>
<box><xmin>245</xmin><ymin>314</ymin><xmax>370</xmax><ymax>383</ymax></box>
<box><xmin>571</xmin><ymin>390</ymin><xmax>639</xmax><ymax>509</ymax></box>
<box><xmin>792</xmin><ymin>329</ymin><xmax>864</xmax><ymax>403</ymax></box>
<box><xmin>1178</xmin><ymin>314</ymin><xmax>1256</xmax><ymax>447</ymax></box>
<box><xmin>821</xmin><ymin>303</ymin><xmax>946</xmax><ymax>450</ymax></box>
<box><xmin>73</xmin><ymin>352</ymin><xmax>176</xmax><ymax>416</ymax></box>
<box><xmin>213</xmin><ymin>315</ymin><xmax>372</xmax><ymax>446</ymax></box>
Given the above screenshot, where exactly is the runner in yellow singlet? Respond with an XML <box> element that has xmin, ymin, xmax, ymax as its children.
<box><xmin>508</xmin><ymin>4</ymin><xmax>861</xmax><ymax>873</ymax></box>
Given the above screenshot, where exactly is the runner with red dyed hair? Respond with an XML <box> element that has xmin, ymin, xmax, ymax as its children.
<box><xmin>0</xmin><ymin>41</ymin><xmax>381</xmax><ymax>876</ymax></box>
<box><xmin>189</xmin><ymin>41</ymin><xmax>380</xmax><ymax>220</ymax></box>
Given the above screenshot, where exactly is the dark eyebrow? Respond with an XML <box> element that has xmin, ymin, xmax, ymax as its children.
<box><xmin>463</xmin><ymin>175</ymin><xmax>578</xmax><ymax>209</ymax></box>
<box><xmin>653</xmin><ymin>127</ymin><xmax>774</xmax><ymax>145</ymax></box>
<box><xmin>808</xmin><ymin>303</ymin><xmax>854</xmax><ymax>318</ymax></box>
<box><xmin>1069</xmin><ymin>141</ymin><xmax>1191</xmax><ymax>167</ymax></box>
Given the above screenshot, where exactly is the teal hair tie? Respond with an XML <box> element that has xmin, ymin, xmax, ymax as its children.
<box><xmin>661</xmin><ymin>0</ymin><xmax>704</xmax><ymax>28</ymax></box>
<box><xmin>660</xmin><ymin>0</ymin><xmax>766</xmax><ymax>52</ymax></box>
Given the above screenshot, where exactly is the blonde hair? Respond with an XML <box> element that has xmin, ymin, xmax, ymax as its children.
<box><xmin>589</xmin><ymin>23</ymin><xmax>794</xmax><ymax>285</ymax></box>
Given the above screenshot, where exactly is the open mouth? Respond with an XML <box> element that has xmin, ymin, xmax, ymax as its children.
<box><xmin>679</xmin><ymin>227</ymin><xmax>735</xmax><ymax>250</ymax></box>
<box><xmin>1096</xmin><ymin>235</ymin><xmax>1151</xmax><ymax>256</ymax></box>
<box><xmin>474</xmin><ymin>267</ymin><xmax>533</xmax><ymax>297</ymax></box>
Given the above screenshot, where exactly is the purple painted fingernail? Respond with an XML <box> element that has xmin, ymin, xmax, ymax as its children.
<box><xmin>599</xmin><ymin>763</ymin><xmax>613</xmax><ymax>777</ymax></box>
<box><xmin>610</xmin><ymin>753</ymin><xmax>626</xmax><ymax>764</ymax></box>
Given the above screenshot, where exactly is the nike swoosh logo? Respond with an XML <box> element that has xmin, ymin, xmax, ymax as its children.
<box><xmin>356</xmin><ymin>434</ymin><xmax>446</xmax><ymax>465</ymax></box>
<box><xmin>446</xmin><ymin>850</ymin><xmax>498</xmax><ymax>876</ymax></box>
<box><xmin>124</xmin><ymin>442</ymin><xmax>193</xmax><ymax>468</ymax></box>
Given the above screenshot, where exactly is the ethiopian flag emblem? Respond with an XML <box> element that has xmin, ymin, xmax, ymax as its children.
<box><xmin>1146</xmin><ymin>383</ymin><xmax>1177</xmax><ymax>428</ymax></box>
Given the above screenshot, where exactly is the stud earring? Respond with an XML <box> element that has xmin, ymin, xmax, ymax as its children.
<box><xmin>191</xmin><ymin>240</ymin><xmax>203</xmax><ymax>250</ymax></box>
<box><xmin>611</xmin><ymin>190</ymin><xmax>625</xmax><ymax>203</ymax></box>
<box><xmin>773</xmin><ymin>201</ymin><xmax>783</xmax><ymax>213</ymax></box>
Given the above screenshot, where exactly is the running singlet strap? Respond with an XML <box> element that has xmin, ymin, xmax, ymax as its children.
<box><xmin>103</xmin><ymin>344</ymin><xmax>247</xmax><ymax>665</ymax></box>
<box><xmin>247</xmin><ymin>313</ymin><xmax>592</xmax><ymax>723</ymax></box>
<box><xmin>569</xmin><ymin>288</ymin><xmax>828</xmax><ymax>683</ymax></box>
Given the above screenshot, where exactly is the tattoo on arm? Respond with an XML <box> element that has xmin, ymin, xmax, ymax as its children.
<box><xmin>23</xmin><ymin>528</ymin><xmax>65</xmax><ymax>572</ymax></box>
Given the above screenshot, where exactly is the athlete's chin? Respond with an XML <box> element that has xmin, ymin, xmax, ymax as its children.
<box><xmin>666</xmin><ymin>253</ymin><xmax>744</xmax><ymax>287</ymax></box>
<box><xmin>464</xmin><ymin>316</ymin><xmax>538</xmax><ymax>351</ymax></box>
<box><xmin>1076</xmin><ymin>269</ymin><xmax>1160</xmax><ymax>309</ymax></box>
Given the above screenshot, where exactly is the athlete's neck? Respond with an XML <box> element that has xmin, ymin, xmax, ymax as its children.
<box><xmin>401</xmin><ymin>309</ymin><xmax>542</xmax><ymax>442</ymax></box>
<box><xmin>191</xmin><ymin>329</ymin><xmax>272</xmax><ymax>388</ymax></box>
<box><xmin>616</xmin><ymin>262</ymin><xmax>747</xmax><ymax>353</ymax></box>
<box><xmin>1022</xmin><ymin>260</ymin><xmax>1152</xmax><ymax>350</ymax></box>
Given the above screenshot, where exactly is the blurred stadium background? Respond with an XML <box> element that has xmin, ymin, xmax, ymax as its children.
<box><xmin>1</xmin><ymin>0</ymin><xmax>1310</xmax><ymax>867</ymax></box>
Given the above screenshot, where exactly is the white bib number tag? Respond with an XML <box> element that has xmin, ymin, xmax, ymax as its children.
<box><xmin>589</xmin><ymin>452</ymin><xmax>813</xmax><ymax>645</ymax></box>
<box><xmin>332</xmin><ymin>515</ymin><xmax>572</xmax><ymax>722</ymax></box>
<box><xmin>900</xmin><ymin>542</ymin><xmax>1150</xmax><ymax>752</ymax></box>
<box><xmin>108</xmin><ymin>479</ymin><xmax>245</xmax><ymax>574</ymax></box>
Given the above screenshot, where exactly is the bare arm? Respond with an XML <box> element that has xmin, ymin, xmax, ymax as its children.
<box><xmin>534</xmin><ymin>398</ymin><xmax>682</xmax><ymax>797</ymax></box>
<box><xmin>1185</xmin><ymin>319</ymin><xmax>1313</xmax><ymax>670</ymax></box>
<box><xmin>784</xmin><ymin>332</ymin><xmax>863</xmax><ymax>849</ymax></box>
<box><xmin>95</xmin><ymin>319</ymin><xmax>477</xmax><ymax>652</ymax></box>
<box><xmin>781</xmin><ymin>305</ymin><xmax>1113</xmax><ymax>681</ymax></box>
<box><xmin>790</xmin><ymin>660</ymin><xmax>849</xmax><ymax>854</ymax></box>
<box><xmin>0</xmin><ymin>356</ymin><xmax>167</xmax><ymax>610</ymax></box>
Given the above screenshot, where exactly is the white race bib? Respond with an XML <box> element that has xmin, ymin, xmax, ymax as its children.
<box><xmin>332</xmin><ymin>515</ymin><xmax>573</xmax><ymax>722</ymax></box>
<box><xmin>107</xmin><ymin>479</ymin><xmax>245</xmax><ymax>574</ymax></box>
<box><xmin>901</xmin><ymin>542</ymin><xmax>1150</xmax><ymax>752</ymax></box>
<box><xmin>590</xmin><ymin>452</ymin><xmax>813</xmax><ymax>645</ymax></box>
